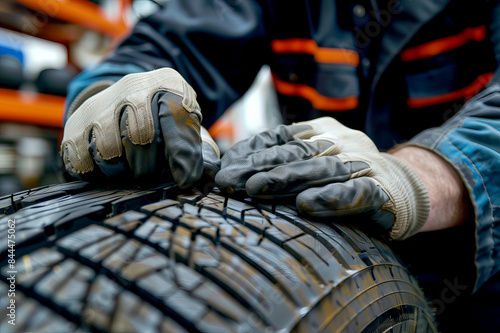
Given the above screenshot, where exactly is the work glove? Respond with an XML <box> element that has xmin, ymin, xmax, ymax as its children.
<box><xmin>215</xmin><ymin>117</ymin><xmax>430</xmax><ymax>240</ymax></box>
<box><xmin>61</xmin><ymin>68</ymin><xmax>220</xmax><ymax>189</ymax></box>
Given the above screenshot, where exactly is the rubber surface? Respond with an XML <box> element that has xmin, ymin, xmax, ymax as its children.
<box><xmin>0</xmin><ymin>181</ymin><xmax>437</xmax><ymax>332</ymax></box>
<box><xmin>35</xmin><ymin>68</ymin><xmax>77</xmax><ymax>96</ymax></box>
<box><xmin>0</xmin><ymin>55</ymin><xmax>24</xmax><ymax>90</ymax></box>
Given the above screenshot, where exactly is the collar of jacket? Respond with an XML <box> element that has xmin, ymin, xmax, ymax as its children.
<box><xmin>371</xmin><ymin>0</ymin><xmax>450</xmax><ymax>91</ymax></box>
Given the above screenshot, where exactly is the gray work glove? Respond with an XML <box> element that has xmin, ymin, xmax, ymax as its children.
<box><xmin>216</xmin><ymin>117</ymin><xmax>430</xmax><ymax>239</ymax></box>
<box><xmin>61</xmin><ymin>68</ymin><xmax>220</xmax><ymax>189</ymax></box>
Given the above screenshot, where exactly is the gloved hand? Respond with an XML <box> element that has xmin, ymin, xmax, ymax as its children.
<box><xmin>61</xmin><ymin>68</ymin><xmax>220</xmax><ymax>189</ymax></box>
<box><xmin>216</xmin><ymin>117</ymin><xmax>430</xmax><ymax>239</ymax></box>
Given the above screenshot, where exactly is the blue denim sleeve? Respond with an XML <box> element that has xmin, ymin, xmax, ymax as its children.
<box><xmin>409</xmin><ymin>83</ymin><xmax>500</xmax><ymax>292</ymax></box>
<box><xmin>410</xmin><ymin>1</ymin><xmax>500</xmax><ymax>292</ymax></box>
<box><xmin>63</xmin><ymin>63</ymin><xmax>144</xmax><ymax>124</ymax></box>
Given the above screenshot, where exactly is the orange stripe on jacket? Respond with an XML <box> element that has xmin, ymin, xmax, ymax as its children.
<box><xmin>271</xmin><ymin>39</ymin><xmax>360</xmax><ymax>66</ymax></box>
<box><xmin>271</xmin><ymin>72</ymin><xmax>359</xmax><ymax>111</ymax></box>
<box><xmin>407</xmin><ymin>72</ymin><xmax>494</xmax><ymax>108</ymax></box>
<box><xmin>208</xmin><ymin>116</ymin><xmax>235</xmax><ymax>141</ymax></box>
<box><xmin>401</xmin><ymin>25</ymin><xmax>487</xmax><ymax>62</ymax></box>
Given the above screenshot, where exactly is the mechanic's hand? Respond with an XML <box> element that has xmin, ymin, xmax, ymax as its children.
<box><xmin>61</xmin><ymin>68</ymin><xmax>220</xmax><ymax>189</ymax></box>
<box><xmin>215</xmin><ymin>117</ymin><xmax>430</xmax><ymax>239</ymax></box>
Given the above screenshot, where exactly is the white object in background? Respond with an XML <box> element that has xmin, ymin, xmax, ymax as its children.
<box><xmin>214</xmin><ymin>65</ymin><xmax>283</xmax><ymax>153</ymax></box>
<box><xmin>70</xmin><ymin>30</ymin><xmax>112</xmax><ymax>69</ymax></box>
<box><xmin>0</xmin><ymin>28</ymin><xmax>66</xmax><ymax>82</ymax></box>
<box><xmin>15</xmin><ymin>137</ymin><xmax>50</xmax><ymax>188</ymax></box>
<box><xmin>0</xmin><ymin>145</ymin><xmax>16</xmax><ymax>175</ymax></box>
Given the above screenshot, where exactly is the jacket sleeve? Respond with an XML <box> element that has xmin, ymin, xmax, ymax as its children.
<box><xmin>408</xmin><ymin>1</ymin><xmax>500</xmax><ymax>292</ymax></box>
<box><xmin>65</xmin><ymin>0</ymin><xmax>271</xmax><ymax>127</ymax></box>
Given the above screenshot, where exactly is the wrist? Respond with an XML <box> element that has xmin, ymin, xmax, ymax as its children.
<box><xmin>389</xmin><ymin>145</ymin><xmax>471</xmax><ymax>231</ymax></box>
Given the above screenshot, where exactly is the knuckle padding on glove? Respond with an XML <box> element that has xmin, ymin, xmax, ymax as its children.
<box><xmin>61</xmin><ymin>68</ymin><xmax>201</xmax><ymax>175</ymax></box>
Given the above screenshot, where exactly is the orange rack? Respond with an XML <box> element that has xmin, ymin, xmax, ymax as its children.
<box><xmin>14</xmin><ymin>0</ymin><xmax>130</xmax><ymax>39</ymax></box>
<box><xmin>0</xmin><ymin>0</ymin><xmax>132</xmax><ymax>128</ymax></box>
<box><xmin>0</xmin><ymin>88</ymin><xmax>65</xmax><ymax>128</ymax></box>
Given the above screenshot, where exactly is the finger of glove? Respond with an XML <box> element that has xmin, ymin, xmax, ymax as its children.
<box><xmin>61</xmin><ymin>129</ymin><xmax>125</xmax><ymax>180</ymax></box>
<box><xmin>61</xmin><ymin>126</ymin><xmax>100</xmax><ymax>177</ymax></box>
<box><xmin>62</xmin><ymin>143</ymin><xmax>84</xmax><ymax>180</ymax></box>
<box><xmin>246</xmin><ymin>156</ymin><xmax>370</xmax><ymax>197</ymax></box>
<box><xmin>88</xmin><ymin>130</ymin><xmax>130</xmax><ymax>178</ymax></box>
<box><xmin>157</xmin><ymin>91</ymin><xmax>203</xmax><ymax>189</ymax></box>
<box><xmin>120</xmin><ymin>101</ymin><xmax>167</xmax><ymax>179</ymax></box>
<box><xmin>296</xmin><ymin>177</ymin><xmax>394</xmax><ymax>230</ymax></box>
<box><xmin>216</xmin><ymin>139</ymin><xmax>334</xmax><ymax>193</ymax></box>
<box><xmin>62</xmin><ymin>68</ymin><xmax>201</xmax><ymax>176</ymax></box>
<box><xmin>220</xmin><ymin>123</ymin><xmax>313</xmax><ymax>168</ymax></box>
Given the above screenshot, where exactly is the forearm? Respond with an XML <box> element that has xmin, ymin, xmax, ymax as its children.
<box><xmin>390</xmin><ymin>146</ymin><xmax>471</xmax><ymax>232</ymax></box>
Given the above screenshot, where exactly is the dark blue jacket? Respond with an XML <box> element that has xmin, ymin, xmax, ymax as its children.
<box><xmin>65</xmin><ymin>0</ymin><xmax>500</xmax><ymax>293</ymax></box>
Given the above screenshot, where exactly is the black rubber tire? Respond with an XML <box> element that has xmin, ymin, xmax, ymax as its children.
<box><xmin>34</xmin><ymin>68</ymin><xmax>77</xmax><ymax>96</ymax></box>
<box><xmin>0</xmin><ymin>55</ymin><xmax>24</xmax><ymax>90</ymax></box>
<box><xmin>0</xmin><ymin>181</ymin><xmax>437</xmax><ymax>332</ymax></box>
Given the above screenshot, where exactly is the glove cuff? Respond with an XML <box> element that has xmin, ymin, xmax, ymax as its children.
<box><xmin>382</xmin><ymin>153</ymin><xmax>430</xmax><ymax>240</ymax></box>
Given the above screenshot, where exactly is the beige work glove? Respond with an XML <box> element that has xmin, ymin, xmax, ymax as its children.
<box><xmin>61</xmin><ymin>68</ymin><xmax>220</xmax><ymax>189</ymax></box>
<box><xmin>216</xmin><ymin>117</ymin><xmax>430</xmax><ymax>239</ymax></box>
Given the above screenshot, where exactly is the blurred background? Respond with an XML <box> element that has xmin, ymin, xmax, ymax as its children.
<box><xmin>0</xmin><ymin>0</ymin><xmax>281</xmax><ymax>196</ymax></box>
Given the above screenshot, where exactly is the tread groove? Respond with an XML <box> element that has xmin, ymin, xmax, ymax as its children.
<box><xmin>97</xmin><ymin>214</ymin><xmax>275</xmax><ymax>329</ymax></box>
<box><xmin>0</xmin><ymin>182</ymin><xmax>437</xmax><ymax>332</ymax></box>
<box><xmin>57</xmin><ymin>239</ymin><xmax>202</xmax><ymax>332</ymax></box>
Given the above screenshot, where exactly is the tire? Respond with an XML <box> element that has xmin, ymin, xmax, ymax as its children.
<box><xmin>0</xmin><ymin>181</ymin><xmax>437</xmax><ymax>332</ymax></box>
<box><xmin>0</xmin><ymin>55</ymin><xmax>24</xmax><ymax>90</ymax></box>
<box><xmin>35</xmin><ymin>68</ymin><xmax>77</xmax><ymax>96</ymax></box>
